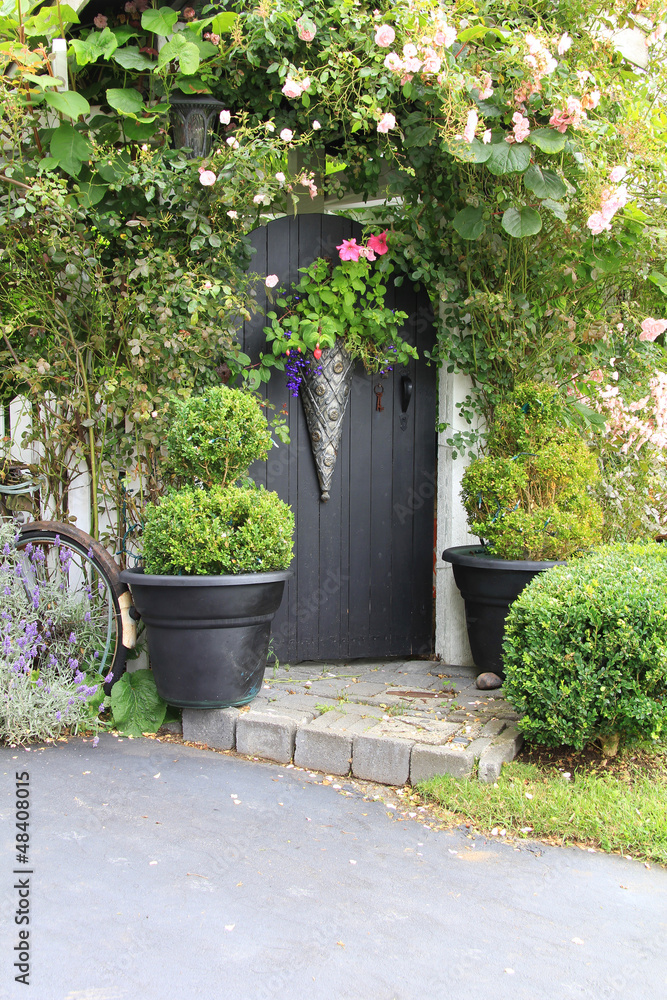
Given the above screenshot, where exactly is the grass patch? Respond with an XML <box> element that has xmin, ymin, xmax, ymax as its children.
<box><xmin>418</xmin><ymin>746</ymin><xmax>667</xmax><ymax>866</ymax></box>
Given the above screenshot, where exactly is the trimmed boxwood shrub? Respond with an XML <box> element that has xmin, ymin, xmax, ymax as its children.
<box><xmin>143</xmin><ymin>485</ymin><xmax>294</xmax><ymax>576</ymax></box>
<box><xmin>503</xmin><ymin>543</ymin><xmax>667</xmax><ymax>749</ymax></box>
<box><xmin>461</xmin><ymin>382</ymin><xmax>603</xmax><ymax>561</ymax></box>
<box><xmin>165</xmin><ymin>386</ymin><xmax>272</xmax><ymax>488</ymax></box>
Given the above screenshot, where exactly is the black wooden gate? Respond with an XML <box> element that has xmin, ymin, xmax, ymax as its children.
<box><xmin>243</xmin><ymin>214</ymin><xmax>436</xmax><ymax>662</ymax></box>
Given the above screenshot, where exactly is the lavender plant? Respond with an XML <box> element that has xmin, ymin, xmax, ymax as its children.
<box><xmin>0</xmin><ymin>522</ymin><xmax>106</xmax><ymax>745</ymax></box>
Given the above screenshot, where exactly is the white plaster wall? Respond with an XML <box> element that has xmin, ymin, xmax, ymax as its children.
<box><xmin>434</xmin><ymin>369</ymin><xmax>479</xmax><ymax>666</ymax></box>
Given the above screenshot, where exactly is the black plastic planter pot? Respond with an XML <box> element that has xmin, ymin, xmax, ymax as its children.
<box><xmin>119</xmin><ymin>568</ymin><xmax>290</xmax><ymax>709</ymax></box>
<box><xmin>442</xmin><ymin>546</ymin><xmax>561</xmax><ymax>678</ymax></box>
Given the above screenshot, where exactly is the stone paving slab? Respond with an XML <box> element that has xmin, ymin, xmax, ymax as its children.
<box><xmin>181</xmin><ymin>659</ymin><xmax>523</xmax><ymax>785</ymax></box>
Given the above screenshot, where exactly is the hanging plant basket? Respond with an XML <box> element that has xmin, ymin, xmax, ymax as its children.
<box><xmin>300</xmin><ymin>338</ymin><xmax>355</xmax><ymax>502</ymax></box>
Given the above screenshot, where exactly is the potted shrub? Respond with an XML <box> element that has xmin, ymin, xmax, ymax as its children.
<box><xmin>120</xmin><ymin>386</ymin><xmax>294</xmax><ymax>709</ymax></box>
<box><xmin>443</xmin><ymin>382</ymin><xmax>603</xmax><ymax>680</ymax></box>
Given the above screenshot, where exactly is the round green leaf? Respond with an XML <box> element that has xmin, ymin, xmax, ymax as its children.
<box><xmin>486</xmin><ymin>142</ymin><xmax>531</xmax><ymax>176</ymax></box>
<box><xmin>523</xmin><ymin>164</ymin><xmax>567</xmax><ymax>200</ymax></box>
<box><xmin>528</xmin><ymin>128</ymin><xmax>567</xmax><ymax>154</ymax></box>
<box><xmin>49</xmin><ymin>122</ymin><xmax>93</xmax><ymax>177</ymax></box>
<box><xmin>501</xmin><ymin>207</ymin><xmax>543</xmax><ymax>238</ymax></box>
<box><xmin>452</xmin><ymin>206</ymin><xmax>487</xmax><ymax>240</ymax></box>
<box><xmin>44</xmin><ymin>90</ymin><xmax>91</xmax><ymax>120</ymax></box>
<box><xmin>141</xmin><ymin>7</ymin><xmax>178</xmax><ymax>36</ymax></box>
<box><xmin>106</xmin><ymin>87</ymin><xmax>145</xmax><ymax>116</ymax></box>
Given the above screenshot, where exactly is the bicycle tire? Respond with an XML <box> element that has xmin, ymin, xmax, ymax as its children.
<box><xmin>16</xmin><ymin>521</ymin><xmax>133</xmax><ymax>691</ymax></box>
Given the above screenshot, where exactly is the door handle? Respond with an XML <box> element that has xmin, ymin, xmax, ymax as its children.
<box><xmin>400</xmin><ymin>375</ymin><xmax>413</xmax><ymax>413</ymax></box>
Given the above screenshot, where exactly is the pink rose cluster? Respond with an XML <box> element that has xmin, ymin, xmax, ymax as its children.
<box><xmin>594</xmin><ymin>372</ymin><xmax>667</xmax><ymax>453</ymax></box>
<box><xmin>506</xmin><ymin>111</ymin><xmax>530</xmax><ymax>144</ymax></box>
<box><xmin>282</xmin><ymin>75</ymin><xmax>311</xmax><ymax>99</ymax></box>
<box><xmin>549</xmin><ymin>96</ymin><xmax>588</xmax><ymax>133</ymax></box>
<box><xmin>639</xmin><ymin>318</ymin><xmax>667</xmax><ymax>342</ymax></box>
<box><xmin>382</xmin><ymin>41</ymin><xmax>444</xmax><ymax>83</ymax></box>
<box><xmin>336</xmin><ymin>232</ymin><xmax>389</xmax><ymax>262</ymax></box>
<box><xmin>587</xmin><ymin>180</ymin><xmax>628</xmax><ymax>235</ymax></box>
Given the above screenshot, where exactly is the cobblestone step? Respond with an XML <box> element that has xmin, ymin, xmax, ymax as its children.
<box><xmin>180</xmin><ymin>659</ymin><xmax>523</xmax><ymax>785</ymax></box>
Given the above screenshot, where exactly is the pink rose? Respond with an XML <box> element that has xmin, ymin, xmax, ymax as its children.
<box><xmin>280</xmin><ymin>128</ymin><xmax>294</xmax><ymax>142</ymax></box>
<box><xmin>384</xmin><ymin>52</ymin><xmax>403</xmax><ymax>72</ymax></box>
<box><xmin>434</xmin><ymin>26</ymin><xmax>457</xmax><ymax>48</ymax></box>
<box><xmin>586</xmin><ymin>211</ymin><xmax>610</xmax><ymax>235</ymax></box>
<box><xmin>282</xmin><ymin>79</ymin><xmax>302</xmax><ymax>99</ymax></box>
<box><xmin>640</xmin><ymin>318</ymin><xmax>667</xmax><ymax>342</ymax></box>
<box><xmin>609</xmin><ymin>166</ymin><xmax>627</xmax><ymax>183</ymax></box>
<box><xmin>337</xmin><ymin>238</ymin><xmax>362</xmax><ymax>262</ymax></box>
<box><xmin>297</xmin><ymin>17</ymin><xmax>316</xmax><ymax>42</ymax></box>
<box><xmin>367</xmin><ymin>231</ymin><xmax>389</xmax><ymax>256</ymax></box>
<box><xmin>375</xmin><ymin>25</ymin><xmax>396</xmax><ymax>47</ymax></box>
<box><xmin>376</xmin><ymin>112</ymin><xmax>396</xmax><ymax>133</ymax></box>
<box><xmin>198</xmin><ymin>170</ymin><xmax>216</xmax><ymax>187</ymax></box>
<box><xmin>482</xmin><ymin>129</ymin><xmax>492</xmax><ymax>144</ymax></box>
<box><xmin>219</xmin><ymin>109</ymin><xmax>231</xmax><ymax>125</ymax></box>
<box><xmin>463</xmin><ymin>108</ymin><xmax>478</xmax><ymax>143</ymax></box>
<box><xmin>94</xmin><ymin>14</ymin><xmax>108</xmax><ymax>28</ymax></box>
<box><xmin>265</xmin><ymin>274</ymin><xmax>279</xmax><ymax>288</ymax></box>
<box><xmin>557</xmin><ymin>32</ymin><xmax>573</xmax><ymax>55</ymax></box>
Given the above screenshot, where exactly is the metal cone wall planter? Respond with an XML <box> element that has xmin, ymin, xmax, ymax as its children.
<box><xmin>300</xmin><ymin>339</ymin><xmax>355</xmax><ymax>502</ymax></box>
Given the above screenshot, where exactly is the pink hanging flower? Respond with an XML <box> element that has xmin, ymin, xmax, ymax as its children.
<box><xmin>198</xmin><ymin>169</ymin><xmax>216</xmax><ymax>187</ymax></box>
<box><xmin>182</xmin><ymin>7</ymin><xmax>196</xmax><ymax>20</ymax></box>
<box><xmin>375</xmin><ymin>25</ymin><xmax>396</xmax><ymax>47</ymax></box>
<box><xmin>337</xmin><ymin>238</ymin><xmax>362</xmax><ymax>262</ymax></box>
<box><xmin>377</xmin><ymin>112</ymin><xmax>396</xmax><ymax>133</ymax></box>
<box><xmin>640</xmin><ymin>318</ymin><xmax>667</xmax><ymax>342</ymax></box>
<box><xmin>367</xmin><ymin>231</ymin><xmax>389</xmax><ymax>256</ymax></box>
<box><xmin>94</xmin><ymin>14</ymin><xmax>108</xmax><ymax>28</ymax></box>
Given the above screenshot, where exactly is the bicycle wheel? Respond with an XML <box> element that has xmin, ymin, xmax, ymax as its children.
<box><xmin>15</xmin><ymin>521</ymin><xmax>133</xmax><ymax>691</ymax></box>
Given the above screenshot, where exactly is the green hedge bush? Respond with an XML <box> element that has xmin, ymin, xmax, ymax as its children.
<box><xmin>142</xmin><ymin>485</ymin><xmax>294</xmax><ymax>576</ymax></box>
<box><xmin>165</xmin><ymin>386</ymin><xmax>272</xmax><ymax>488</ymax></box>
<box><xmin>503</xmin><ymin>543</ymin><xmax>667</xmax><ymax>749</ymax></box>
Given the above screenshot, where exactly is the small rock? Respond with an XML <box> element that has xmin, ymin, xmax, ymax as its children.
<box><xmin>476</xmin><ymin>672</ymin><xmax>502</xmax><ymax>690</ymax></box>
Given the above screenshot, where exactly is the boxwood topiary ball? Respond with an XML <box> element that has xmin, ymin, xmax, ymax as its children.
<box><xmin>165</xmin><ymin>386</ymin><xmax>272</xmax><ymax>487</ymax></box>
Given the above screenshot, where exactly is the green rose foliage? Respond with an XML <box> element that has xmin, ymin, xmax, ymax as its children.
<box><xmin>166</xmin><ymin>386</ymin><xmax>272</xmax><ymax>487</ymax></box>
<box><xmin>503</xmin><ymin>543</ymin><xmax>667</xmax><ymax>749</ymax></box>
<box><xmin>142</xmin><ymin>485</ymin><xmax>295</xmax><ymax>576</ymax></box>
<box><xmin>461</xmin><ymin>383</ymin><xmax>603</xmax><ymax>560</ymax></box>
